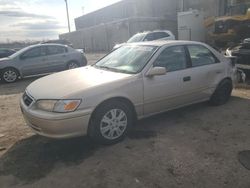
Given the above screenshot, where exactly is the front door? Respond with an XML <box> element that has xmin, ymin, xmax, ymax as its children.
<box><xmin>143</xmin><ymin>45</ymin><xmax>192</xmax><ymax>115</ymax></box>
<box><xmin>20</xmin><ymin>46</ymin><xmax>48</xmax><ymax>76</ymax></box>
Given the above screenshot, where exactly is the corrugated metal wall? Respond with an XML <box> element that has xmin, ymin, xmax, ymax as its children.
<box><xmin>60</xmin><ymin>17</ymin><xmax>176</xmax><ymax>52</ymax></box>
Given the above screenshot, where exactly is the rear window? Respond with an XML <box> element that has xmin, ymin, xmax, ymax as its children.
<box><xmin>153</xmin><ymin>32</ymin><xmax>170</xmax><ymax>40</ymax></box>
<box><xmin>187</xmin><ymin>45</ymin><xmax>219</xmax><ymax>67</ymax></box>
<box><xmin>46</xmin><ymin>46</ymin><xmax>66</xmax><ymax>55</ymax></box>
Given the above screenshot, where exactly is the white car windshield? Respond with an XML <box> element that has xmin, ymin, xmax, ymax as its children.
<box><xmin>94</xmin><ymin>45</ymin><xmax>158</xmax><ymax>74</ymax></box>
<box><xmin>127</xmin><ymin>33</ymin><xmax>147</xmax><ymax>43</ymax></box>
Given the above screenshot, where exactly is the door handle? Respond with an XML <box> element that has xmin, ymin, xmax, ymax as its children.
<box><xmin>183</xmin><ymin>76</ymin><xmax>191</xmax><ymax>82</ymax></box>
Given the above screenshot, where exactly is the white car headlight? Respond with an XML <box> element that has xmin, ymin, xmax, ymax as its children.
<box><xmin>36</xmin><ymin>99</ymin><xmax>81</xmax><ymax>113</ymax></box>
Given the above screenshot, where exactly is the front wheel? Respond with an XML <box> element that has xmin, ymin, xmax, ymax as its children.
<box><xmin>88</xmin><ymin>101</ymin><xmax>133</xmax><ymax>144</ymax></box>
<box><xmin>209</xmin><ymin>79</ymin><xmax>233</xmax><ymax>106</ymax></box>
<box><xmin>1</xmin><ymin>68</ymin><xmax>19</xmax><ymax>83</ymax></box>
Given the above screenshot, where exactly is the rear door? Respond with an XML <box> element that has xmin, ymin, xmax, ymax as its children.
<box><xmin>44</xmin><ymin>45</ymin><xmax>68</xmax><ymax>72</ymax></box>
<box><xmin>185</xmin><ymin>44</ymin><xmax>226</xmax><ymax>100</ymax></box>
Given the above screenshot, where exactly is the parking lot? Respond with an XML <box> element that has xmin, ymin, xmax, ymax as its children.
<box><xmin>0</xmin><ymin>53</ymin><xmax>250</xmax><ymax>188</ymax></box>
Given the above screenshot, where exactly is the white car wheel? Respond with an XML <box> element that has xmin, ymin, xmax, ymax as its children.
<box><xmin>88</xmin><ymin>101</ymin><xmax>133</xmax><ymax>144</ymax></box>
<box><xmin>100</xmin><ymin>109</ymin><xmax>128</xmax><ymax>140</ymax></box>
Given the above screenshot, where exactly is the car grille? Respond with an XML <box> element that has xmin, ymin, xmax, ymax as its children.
<box><xmin>23</xmin><ymin>92</ymin><xmax>34</xmax><ymax>107</ymax></box>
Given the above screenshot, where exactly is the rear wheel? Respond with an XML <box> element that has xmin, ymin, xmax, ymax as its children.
<box><xmin>67</xmin><ymin>61</ymin><xmax>79</xmax><ymax>69</ymax></box>
<box><xmin>209</xmin><ymin>79</ymin><xmax>233</xmax><ymax>106</ymax></box>
<box><xmin>1</xmin><ymin>68</ymin><xmax>19</xmax><ymax>83</ymax></box>
<box><xmin>88</xmin><ymin>101</ymin><xmax>133</xmax><ymax>144</ymax></box>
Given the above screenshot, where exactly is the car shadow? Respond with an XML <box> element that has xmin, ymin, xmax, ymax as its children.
<box><xmin>0</xmin><ymin>135</ymin><xmax>99</xmax><ymax>184</ymax></box>
<box><xmin>0</xmin><ymin>77</ymin><xmax>40</xmax><ymax>95</ymax></box>
<box><xmin>0</xmin><ymin>96</ymin><xmax>249</xmax><ymax>185</ymax></box>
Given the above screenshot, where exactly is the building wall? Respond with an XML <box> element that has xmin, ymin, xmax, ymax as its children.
<box><xmin>75</xmin><ymin>0</ymin><xmax>178</xmax><ymax>30</ymax></box>
<box><xmin>61</xmin><ymin>17</ymin><xmax>176</xmax><ymax>52</ymax></box>
<box><xmin>183</xmin><ymin>0</ymin><xmax>227</xmax><ymax>17</ymax></box>
<box><xmin>75</xmin><ymin>1</ymin><xmax>136</xmax><ymax>30</ymax></box>
<box><xmin>61</xmin><ymin>0</ymin><xmax>229</xmax><ymax>52</ymax></box>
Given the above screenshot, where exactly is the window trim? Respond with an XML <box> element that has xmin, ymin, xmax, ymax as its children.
<box><xmin>154</xmin><ymin>32</ymin><xmax>170</xmax><ymax>40</ymax></box>
<box><xmin>21</xmin><ymin>47</ymin><xmax>42</xmax><ymax>59</ymax></box>
<box><xmin>185</xmin><ymin>44</ymin><xmax>220</xmax><ymax>68</ymax></box>
<box><xmin>144</xmin><ymin>33</ymin><xmax>155</xmax><ymax>41</ymax></box>
<box><xmin>153</xmin><ymin>45</ymin><xmax>189</xmax><ymax>73</ymax></box>
<box><xmin>46</xmin><ymin>45</ymin><xmax>66</xmax><ymax>56</ymax></box>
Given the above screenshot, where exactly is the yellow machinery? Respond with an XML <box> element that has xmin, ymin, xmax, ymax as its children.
<box><xmin>205</xmin><ymin>2</ymin><xmax>250</xmax><ymax>46</ymax></box>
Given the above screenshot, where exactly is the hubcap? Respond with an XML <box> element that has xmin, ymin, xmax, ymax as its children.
<box><xmin>3</xmin><ymin>70</ymin><xmax>17</xmax><ymax>82</ymax></box>
<box><xmin>68</xmin><ymin>63</ymin><xmax>78</xmax><ymax>69</ymax></box>
<box><xmin>100</xmin><ymin>109</ymin><xmax>128</xmax><ymax>140</ymax></box>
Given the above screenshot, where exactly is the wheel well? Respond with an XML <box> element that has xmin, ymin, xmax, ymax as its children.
<box><xmin>90</xmin><ymin>97</ymin><xmax>138</xmax><ymax>124</ymax></box>
<box><xmin>212</xmin><ymin>77</ymin><xmax>233</xmax><ymax>94</ymax></box>
<box><xmin>218</xmin><ymin>77</ymin><xmax>233</xmax><ymax>87</ymax></box>
<box><xmin>1</xmin><ymin>67</ymin><xmax>20</xmax><ymax>76</ymax></box>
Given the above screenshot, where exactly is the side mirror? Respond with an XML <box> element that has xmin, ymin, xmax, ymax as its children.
<box><xmin>146</xmin><ymin>67</ymin><xmax>167</xmax><ymax>77</ymax></box>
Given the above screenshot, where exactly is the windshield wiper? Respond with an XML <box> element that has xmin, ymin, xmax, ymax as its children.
<box><xmin>94</xmin><ymin>65</ymin><xmax>112</xmax><ymax>70</ymax></box>
<box><xmin>94</xmin><ymin>65</ymin><xmax>132</xmax><ymax>74</ymax></box>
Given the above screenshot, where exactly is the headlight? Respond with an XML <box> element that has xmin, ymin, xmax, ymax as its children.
<box><xmin>36</xmin><ymin>99</ymin><xmax>81</xmax><ymax>113</ymax></box>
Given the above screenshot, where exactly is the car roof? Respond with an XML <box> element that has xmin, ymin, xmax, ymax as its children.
<box><xmin>137</xmin><ymin>30</ymin><xmax>172</xmax><ymax>35</ymax></box>
<box><xmin>28</xmin><ymin>43</ymin><xmax>68</xmax><ymax>48</ymax></box>
<box><xmin>126</xmin><ymin>40</ymin><xmax>205</xmax><ymax>47</ymax></box>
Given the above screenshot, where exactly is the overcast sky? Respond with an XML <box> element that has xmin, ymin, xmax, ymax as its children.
<box><xmin>0</xmin><ymin>0</ymin><xmax>121</xmax><ymax>42</ymax></box>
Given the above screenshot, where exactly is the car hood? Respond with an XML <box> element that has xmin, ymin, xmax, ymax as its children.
<box><xmin>26</xmin><ymin>66</ymin><xmax>133</xmax><ymax>99</ymax></box>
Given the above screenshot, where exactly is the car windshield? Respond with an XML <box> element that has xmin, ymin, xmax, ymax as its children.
<box><xmin>127</xmin><ymin>33</ymin><xmax>147</xmax><ymax>43</ymax></box>
<box><xmin>94</xmin><ymin>45</ymin><xmax>158</xmax><ymax>74</ymax></box>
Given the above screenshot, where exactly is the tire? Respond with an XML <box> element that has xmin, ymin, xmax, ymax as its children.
<box><xmin>82</xmin><ymin>56</ymin><xmax>87</xmax><ymax>66</ymax></box>
<box><xmin>88</xmin><ymin>101</ymin><xmax>133</xmax><ymax>145</ymax></box>
<box><xmin>209</xmin><ymin>79</ymin><xmax>233</xmax><ymax>106</ymax></box>
<box><xmin>1</xmin><ymin>68</ymin><xmax>19</xmax><ymax>83</ymax></box>
<box><xmin>67</xmin><ymin>61</ymin><xmax>79</xmax><ymax>69</ymax></box>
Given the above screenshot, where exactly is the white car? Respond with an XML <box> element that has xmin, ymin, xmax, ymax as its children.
<box><xmin>21</xmin><ymin>41</ymin><xmax>237</xmax><ymax>144</ymax></box>
<box><xmin>113</xmin><ymin>30</ymin><xmax>175</xmax><ymax>50</ymax></box>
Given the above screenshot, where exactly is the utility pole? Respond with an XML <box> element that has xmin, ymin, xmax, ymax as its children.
<box><xmin>65</xmin><ymin>0</ymin><xmax>71</xmax><ymax>32</ymax></box>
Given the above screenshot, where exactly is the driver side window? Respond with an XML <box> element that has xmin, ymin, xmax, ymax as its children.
<box><xmin>22</xmin><ymin>47</ymin><xmax>41</xmax><ymax>59</ymax></box>
<box><xmin>154</xmin><ymin>46</ymin><xmax>187</xmax><ymax>72</ymax></box>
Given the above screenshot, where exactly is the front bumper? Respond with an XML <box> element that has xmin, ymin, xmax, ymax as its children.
<box><xmin>20</xmin><ymin>98</ymin><xmax>91</xmax><ymax>139</ymax></box>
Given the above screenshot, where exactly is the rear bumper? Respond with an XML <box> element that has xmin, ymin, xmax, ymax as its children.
<box><xmin>20</xmin><ymin>99</ymin><xmax>91</xmax><ymax>139</ymax></box>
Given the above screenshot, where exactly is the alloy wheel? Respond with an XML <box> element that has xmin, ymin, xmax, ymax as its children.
<box><xmin>3</xmin><ymin>70</ymin><xmax>17</xmax><ymax>83</ymax></box>
<box><xmin>100</xmin><ymin>108</ymin><xmax>128</xmax><ymax>140</ymax></box>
